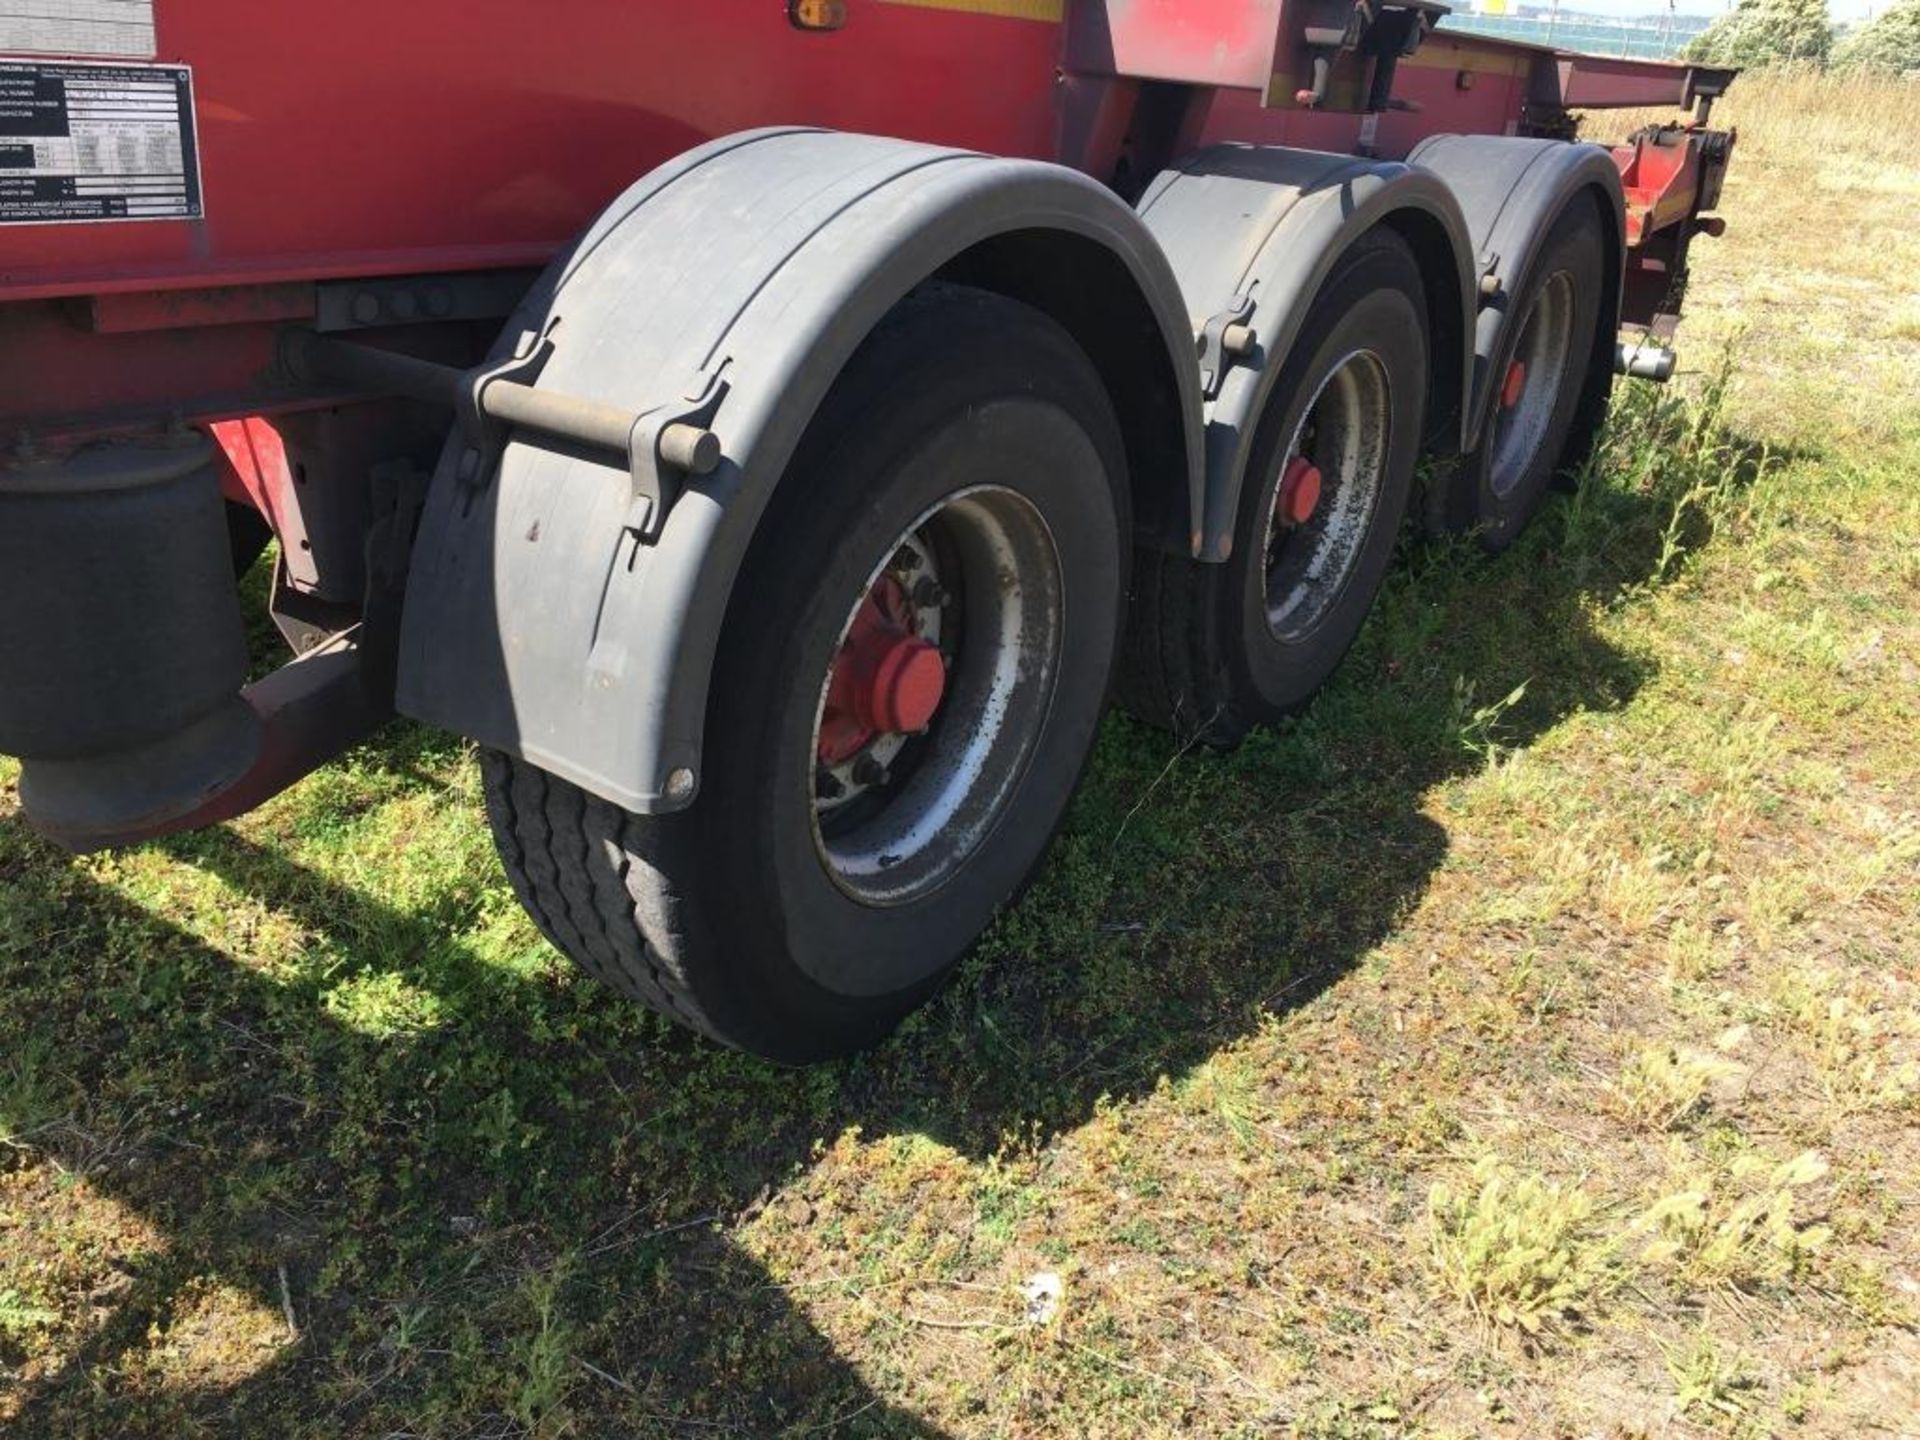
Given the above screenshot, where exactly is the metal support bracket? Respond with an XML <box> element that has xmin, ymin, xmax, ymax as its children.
<box><xmin>1288</xmin><ymin>0</ymin><xmax>1446</xmax><ymax>112</ymax></box>
<box><xmin>284</xmin><ymin>328</ymin><xmax>724</xmax><ymax>544</ymax></box>
<box><xmin>1196</xmin><ymin>295</ymin><xmax>1257</xmax><ymax>400</ymax></box>
<box><xmin>1476</xmin><ymin>252</ymin><xmax>1503</xmax><ymax>303</ymax></box>
<box><xmin>621</xmin><ymin>361</ymin><xmax>730</xmax><ymax>544</ymax></box>
<box><xmin>456</xmin><ymin>324</ymin><xmax>559</xmax><ymax>486</ymax></box>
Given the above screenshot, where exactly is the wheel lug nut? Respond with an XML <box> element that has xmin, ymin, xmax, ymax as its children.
<box><xmin>851</xmin><ymin>754</ymin><xmax>888</xmax><ymax>788</ymax></box>
<box><xmin>893</xmin><ymin>546</ymin><xmax>921</xmax><ymax>572</ymax></box>
<box><xmin>911</xmin><ymin>578</ymin><xmax>947</xmax><ymax>608</ymax></box>
<box><xmin>815</xmin><ymin>769</ymin><xmax>845</xmax><ymax>800</ymax></box>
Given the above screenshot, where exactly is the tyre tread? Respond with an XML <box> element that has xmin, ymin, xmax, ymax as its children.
<box><xmin>475</xmin><ymin>280</ymin><xmax>1127</xmax><ymax>1061</ymax></box>
<box><xmin>482</xmin><ymin>750</ymin><xmax>727</xmax><ymax>1044</ymax></box>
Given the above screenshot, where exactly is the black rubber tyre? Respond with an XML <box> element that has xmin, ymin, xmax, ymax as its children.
<box><xmin>1426</xmin><ymin>203</ymin><xmax>1605</xmax><ymax>552</ymax></box>
<box><xmin>1119</xmin><ymin>227</ymin><xmax>1429</xmax><ymax>746</ymax></box>
<box><xmin>482</xmin><ymin>284</ymin><xmax>1129</xmax><ymax>1063</ymax></box>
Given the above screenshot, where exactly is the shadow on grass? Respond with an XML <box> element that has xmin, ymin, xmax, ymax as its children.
<box><xmin>0</xmin><ymin>386</ymin><xmax>1766</xmax><ymax>1437</ymax></box>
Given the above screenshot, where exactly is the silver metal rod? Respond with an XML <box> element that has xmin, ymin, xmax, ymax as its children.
<box><xmin>287</xmin><ymin>333</ymin><xmax>718</xmax><ymax>475</ymax></box>
<box><xmin>1615</xmin><ymin>343</ymin><xmax>1676</xmax><ymax>382</ymax></box>
<box><xmin>483</xmin><ymin>378</ymin><xmax>638</xmax><ymax>454</ymax></box>
<box><xmin>288</xmin><ymin>332</ymin><xmax>466</xmax><ymax>407</ymax></box>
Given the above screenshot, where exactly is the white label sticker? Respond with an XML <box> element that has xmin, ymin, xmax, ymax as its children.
<box><xmin>0</xmin><ymin>1</ymin><xmax>155</xmax><ymax>60</ymax></box>
<box><xmin>0</xmin><ymin>60</ymin><xmax>200</xmax><ymax>224</ymax></box>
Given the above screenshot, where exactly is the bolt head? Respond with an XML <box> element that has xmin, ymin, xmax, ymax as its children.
<box><xmin>665</xmin><ymin>767</ymin><xmax>696</xmax><ymax>802</ymax></box>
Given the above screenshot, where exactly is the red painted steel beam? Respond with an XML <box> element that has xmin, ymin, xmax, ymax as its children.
<box><xmin>1535</xmin><ymin>55</ymin><xmax>1735</xmax><ymax>111</ymax></box>
<box><xmin>1066</xmin><ymin>0</ymin><xmax>1281</xmax><ymax>87</ymax></box>
<box><xmin>0</xmin><ymin>0</ymin><xmax>1067</xmax><ymax>305</ymax></box>
<box><xmin>0</xmin><ymin>298</ymin><xmax>308</xmax><ymax>440</ymax></box>
<box><xmin>1198</xmin><ymin>32</ymin><xmax>1537</xmax><ymax>158</ymax></box>
<box><xmin>1</xmin><ymin>2</ymin><xmax>1726</xmax><ymax>310</ymax></box>
<box><xmin>80</xmin><ymin>283</ymin><xmax>316</xmax><ymax>335</ymax></box>
<box><xmin>0</xmin><ymin>0</ymin><xmax>1733</xmax><ymax>444</ymax></box>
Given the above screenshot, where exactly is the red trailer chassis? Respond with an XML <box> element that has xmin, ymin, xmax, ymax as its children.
<box><xmin>1</xmin><ymin>2</ymin><xmax>1730</xmax><ymax>443</ymax></box>
<box><xmin>0</xmin><ymin>1</ymin><xmax>1738</xmax><ymax>1058</ymax></box>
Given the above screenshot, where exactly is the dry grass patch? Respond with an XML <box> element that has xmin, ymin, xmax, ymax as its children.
<box><xmin>1427</xmin><ymin>1159</ymin><xmax>1619</xmax><ymax>1341</ymax></box>
<box><xmin>1603</xmin><ymin>1043</ymin><xmax>1744</xmax><ymax>1132</ymax></box>
<box><xmin>1634</xmin><ymin>1147</ymin><xmax>1834</xmax><ymax>1293</ymax></box>
<box><xmin>1589</xmin><ymin>71</ymin><xmax>1920</xmax><ymax>447</ymax></box>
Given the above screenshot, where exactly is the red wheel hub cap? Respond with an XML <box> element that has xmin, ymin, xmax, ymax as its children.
<box><xmin>817</xmin><ymin>574</ymin><xmax>945</xmax><ymax>766</ymax></box>
<box><xmin>1501</xmin><ymin>358</ymin><xmax>1527</xmax><ymax>410</ymax></box>
<box><xmin>1276</xmin><ymin>456</ymin><xmax>1323</xmax><ymax>526</ymax></box>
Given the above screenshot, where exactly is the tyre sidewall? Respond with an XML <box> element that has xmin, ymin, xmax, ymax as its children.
<box><xmin>697</xmin><ymin>300</ymin><xmax>1127</xmax><ymax>1047</ymax></box>
<box><xmin>1459</xmin><ymin>206</ymin><xmax>1605</xmax><ymax>550</ymax></box>
<box><xmin>1224</xmin><ymin>239</ymin><xmax>1428</xmax><ymax>719</ymax></box>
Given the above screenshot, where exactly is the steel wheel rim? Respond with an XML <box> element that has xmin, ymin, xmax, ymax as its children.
<box><xmin>809</xmin><ymin>485</ymin><xmax>1064</xmax><ymax>906</ymax></box>
<box><xmin>1261</xmin><ymin>349</ymin><xmax>1392</xmax><ymax>643</ymax></box>
<box><xmin>1489</xmin><ymin>271</ymin><xmax>1576</xmax><ymax>499</ymax></box>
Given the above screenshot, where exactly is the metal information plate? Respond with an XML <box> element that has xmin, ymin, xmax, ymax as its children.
<box><xmin>0</xmin><ymin>59</ymin><xmax>199</xmax><ymax>224</ymax></box>
<box><xmin>0</xmin><ymin>1</ymin><xmax>157</xmax><ymax>59</ymax></box>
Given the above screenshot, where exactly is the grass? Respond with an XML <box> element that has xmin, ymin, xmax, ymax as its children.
<box><xmin>1427</xmin><ymin>1160</ymin><xmax>1616</xmax><ymax>1341</ymax></box>
<box><xmin>1601</xmin><ymin>1044</ymin><xmax>1742</xmax><ymax>1133</ymax></box>
<box><xmin>3</xmin><ymin>70</ymin><xmax>1918</xmax><ymax>1439</ymax></box>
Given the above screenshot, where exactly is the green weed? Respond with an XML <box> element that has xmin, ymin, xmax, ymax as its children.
<box><xmin>1662</xmin><ymin>1331</ymin><xmax>1759</xmax><ymax>1427</ymax></box>
<box><xmin>1603</xmin><ymin>1045</ymin><xmax>1743</xmax><ymax>1132</ymax></box>
<box><xmin>1636</xmin><ymin>1150</ymin><xmax>1834</xmax><ymax>1291</ymax></box>
<box><xmin>1427</xmin><ymin>1159</ymin><xmax>1618</xmax><ymax>1339</ymax></box>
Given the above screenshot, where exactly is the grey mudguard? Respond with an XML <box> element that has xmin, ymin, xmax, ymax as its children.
<box><xmin>396</xmin><ymin>128</ymin><xmax>1205</xmax><ymax>815</ymax></box>
<box><xmin>1136</xmin><ymin>146</ymin><xmax>1478</xmax><ymax>561</ymax></box>
<box><xmin>1407</xmin><ymin>135</ymin><xmax>1626</xmax><ymax>451</ymax></box>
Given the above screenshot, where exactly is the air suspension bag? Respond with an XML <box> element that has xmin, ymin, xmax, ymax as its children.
<box><xmin>0</xmin><ymin>435</ymin><xmax>260</xmax><ymax>848</ymax></box>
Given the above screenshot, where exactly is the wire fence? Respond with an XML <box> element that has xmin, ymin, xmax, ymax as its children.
<box><xmin>1437</xmin><ymin>11</ymin><xmax>1716</xmax><ymax>60</ymax></box>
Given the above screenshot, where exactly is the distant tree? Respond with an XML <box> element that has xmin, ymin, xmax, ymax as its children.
<box><xmin>1833</xmin><ymin>0</ymin><xmax>1920</xmax><ymax>71</ymax></box>
<box><xmin>1684</xmin><ymin>0</ymin><xmax>1835</xmax><ymax>66</ymax></box>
